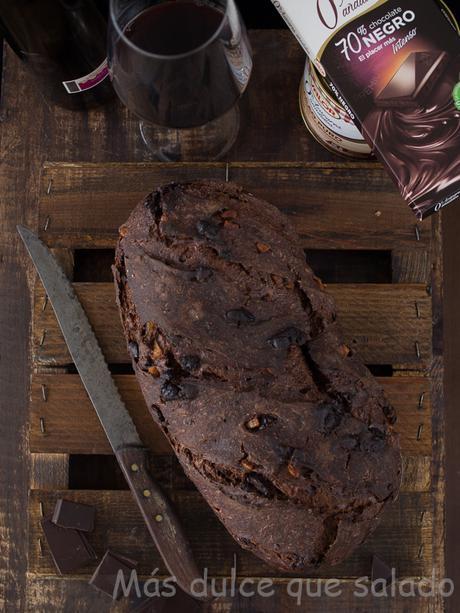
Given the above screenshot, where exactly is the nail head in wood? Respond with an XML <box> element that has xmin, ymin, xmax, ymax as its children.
<box><xmin>143</xmin><ymin>489</ymin><xmax>152</xmax><ymax>498</ymax></box>
<box><xmin>155</xmin><ymin>514</ymin><xmax>163</xmax><ymax>523</ymax></box>
<box><xmin>417</xmin><ymin>424</ymin><xmax>424</xmax><ymax>441</ymax></box>
<box><xmin>419</xmin><ymin>392</ymin><xmax>425</xmax><ymax>410</ymax></box>
<box><xmin>130</xmin><ymin>463</ymin><xmax>139</xmax><ymax>472</ymax></box>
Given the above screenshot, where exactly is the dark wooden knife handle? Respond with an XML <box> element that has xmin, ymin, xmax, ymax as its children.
<box><xmin>116</xmin><ymin>446</ymin><xmax>206</xmax><ymax>599</ymax></box>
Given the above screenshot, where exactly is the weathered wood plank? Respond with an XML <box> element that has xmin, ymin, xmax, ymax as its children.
<box><xmin>30</xmin><ymin>454</ymin><xmax>69</xmax><ymax>490</ymax></box>
<box><xmin>25</xmin><ymin>576</ymin><xmax>435</xmax><ymax>613</ymax></box>
<box><xmin>29</xmin><ymin>374</ymin><xmax>431</xmax><ymax>456</ymax></box>
<box><xmin>29</xmin><ymin>490</ymin><xmax>432</xmax><ymax>579</ymax></box>
<box><xmin>429</xmin><ymin>216</ymin><xmax>446</xmax><ymax>613</ymax></box>
<box><xmin>37</xmin><ymin>162</ymin><xmax>427</xmax><ymax>251</ymax></box>
<box><xmin>32</xmin><ymin>283</ymin><xmax>432</xmax><ymax>368</ymax></box>
<box><xmin>391</xmin><ymin>250</ymin><xmax>431</xmax><ymax>285</ymax></box>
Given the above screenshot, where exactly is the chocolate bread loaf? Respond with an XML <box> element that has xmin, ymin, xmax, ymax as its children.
<box><xmin>113</xmin><ymin>180</ymin><xmax>401</xmax><ymax>572</ymax></box>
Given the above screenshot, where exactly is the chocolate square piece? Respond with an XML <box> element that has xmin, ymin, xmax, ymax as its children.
<box><xmin>41</xmin><ymin>518</ymin><xmax>96</xmax><ymax>574</ymax></box>
<box><xmin>371</xmin><ymin>554</ymin><xmax>393</xmax><ymax>586</ymax></box>
<box><xmin>52</xmin><ymin>498</ymin><xmax>96</xmax><ymax>532</ymax></box>
<box><xmin>89</xmin><ymin>550</ymin><xmax>138</xmax><ymax>600</ymax></box>
<box><xmin>375</xmin><ymin>51</ymin><xmax>449</xmax><ymax>108</ymax></box>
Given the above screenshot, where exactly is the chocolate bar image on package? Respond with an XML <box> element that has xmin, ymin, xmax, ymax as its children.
<box><xmin>375</xmin><ymin>51</ymin><xmax>449</xmax><ymax>108</ymax></box>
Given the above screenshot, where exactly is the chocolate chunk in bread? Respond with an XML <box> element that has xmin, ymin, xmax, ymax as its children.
<box><xmin>113</xmin><ymin>180</ymin><xmax>401</xmax><ymax>572</ymax></box>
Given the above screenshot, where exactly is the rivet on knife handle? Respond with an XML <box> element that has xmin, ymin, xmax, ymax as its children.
<box><xmin>116</xmin><ymin>446</ymin><xmax>203</xmax><ymax>598</ymax></box>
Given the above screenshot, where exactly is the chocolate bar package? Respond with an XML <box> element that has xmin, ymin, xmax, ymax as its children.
<box><xmin>272</xmin><ymin>0</ymin><xmax>460</xmax><ymax>218</ymax></box>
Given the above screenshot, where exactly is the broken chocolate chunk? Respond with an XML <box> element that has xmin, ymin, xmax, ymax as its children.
<box><xmin>41</xmin><ymin>518</ymin><xmax>96</xmax><ymax>574</ymax></box>
<box><xmin>89</xmin><ymin>550</ymin><xmax>138</xmax><ymax>600</ymax></box>
<box><xmin>375</xmin><ymin>51</ymin><xmax>449</xmax><ymax>108</ymax></box>
<box><xmin>268</xmin><ymin>327</ymin><xmax>307</xmax><ymax>349</ymax></box>
<box><xmin>225</xmin><ymin>308</ymin><xmax>256</xmax><ymax>325</ymax></box>
<box><xmin>181</xmin><ymin>355</ymin><xmax>201</xmax><ymax>372</ymax></box>
<box><xmin>128</xmin><ymin>341</ymin><xmax>139</xmax><ymax>361</ymax></box>
<box><xmin>160</xmin><ymin>382</ymin><xmax>180</xmax><ymax>401</ymax></box>
<box><xmin>196</xmin><ymin>219</ymin><xmax>220</xmax><ymax>239</ymax></box>
<box><xmin>371</xmin><ymin>554</ymin><xmax>393</xmax><ymax>587</ymax></box>
<box><xmin>52</xmin><ymin>499</ymin><xmax>95</xmax><ymax>532</ymax></box>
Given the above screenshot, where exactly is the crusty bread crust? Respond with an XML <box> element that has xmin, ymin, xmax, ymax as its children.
<box><xmin>113</xmin><ymin>180</ymin><xmax>401</xmax><ymax>572</ymax></box>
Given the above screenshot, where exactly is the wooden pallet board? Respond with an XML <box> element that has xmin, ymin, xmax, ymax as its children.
<box><xmin>28</xmin><ymin>161</ymin><xmax>443</xmax><ymax>610</ymax></box>
<box><xmin>29</xmin><ymin>490</ymin><xmax>432</xmax><ymax>578</ymax></box>
<box><xmin>32</xmin><ymin>282</ymin><xmax>432</xmax><ymax>367</ymax></box>
<box><xmin>25</xmin><ymin>576</ymin><xmax>435</xmax><ymax>613</ymax></box>
<box><xmin>38</xmin><ymin>162</ymin><xmax>429</xmax><ymax>251</ymax></box>
<box><xmin>29</xmin><ymin>374</ymin><xmax>432</xmax><ymax>456</ymax></box>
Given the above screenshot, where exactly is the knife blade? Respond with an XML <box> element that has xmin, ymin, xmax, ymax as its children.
<box><xmin>18</xmin><ymin>225</ymin><xmax>204</xmax><ymax>599</ymax></box>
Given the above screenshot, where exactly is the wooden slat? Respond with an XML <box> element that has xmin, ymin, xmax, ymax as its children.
<box><xmin>25</xmin><ymin>577</ymin><xmax>434</xmax><ymax>613</ymax></box>
<box><xmin>29</xmin><ymin>490</ymin><xmax>432</xmax><ymax>579</ymax></box>
<box><xmin>38</xmin><ymin>162</ymin><xmax>428</xmax><ymax>251</ymax></box>
<box><xmin>391</xmin><ymin>250</ymin><xmax>431</xmax><ymax>284</ymax></box>
<box><xmin>331</xmin><ymin>284</ymin><xmax>431</xmax><ymax>369</ymax></box>
<box><xmin>32</xmin><ymin>283</ymin><xmax>432</xmax><ymax>368</ymax></box>
<box><xmin>30</xmin><ymin>374</ymin><xmax>170</xmax><ymax>455</ymax></box>
<box><xmin>30</xmin><ymin>454</ymin><xmax>69</xmax><ymax>491</ymax></box>
<box><xmin>29</xmin><ymin>374</ymin><xmax>431</xmax><ymax>456</ymax></box>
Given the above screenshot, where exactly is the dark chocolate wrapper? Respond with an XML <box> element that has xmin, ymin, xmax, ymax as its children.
<box><xmin>320</xmin><ymin>0</ymin><xmax>460</xmax><ymax>220</ymax></box>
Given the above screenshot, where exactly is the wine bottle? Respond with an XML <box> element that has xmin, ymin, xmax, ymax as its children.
<box><xmin>0</xmin><ymin>0</ymin><xmax>114</xmax><ymax>110</ymax></box>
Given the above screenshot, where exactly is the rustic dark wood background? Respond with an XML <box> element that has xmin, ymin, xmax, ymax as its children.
<box><xmin>1</xmin><ymin>2</ymin><xmax>460</xmax><ymax>611</ymax></box>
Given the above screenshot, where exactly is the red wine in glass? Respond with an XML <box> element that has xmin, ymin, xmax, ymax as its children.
<box><xmin>108</xmin><ymin>0</ymin><xmax>252</xmax><ymax>159</ymax></box>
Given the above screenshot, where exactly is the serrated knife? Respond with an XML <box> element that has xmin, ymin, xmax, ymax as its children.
<box><xmin>18</xmin><ymin>225</ymin><xmax>203</xmax><ymax>599</ymax></box>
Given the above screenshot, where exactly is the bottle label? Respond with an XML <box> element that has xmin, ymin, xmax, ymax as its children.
<box><xmin>62</xmin><ymin>59</ymin><xmax>109</xmax><ymax>94</ymax></box>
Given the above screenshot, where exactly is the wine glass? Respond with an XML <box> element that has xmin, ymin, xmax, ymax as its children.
<box><xmin>108</xmin><ymin>0</ymin><xmax>252</xmax><ymax>161</ymax></box>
